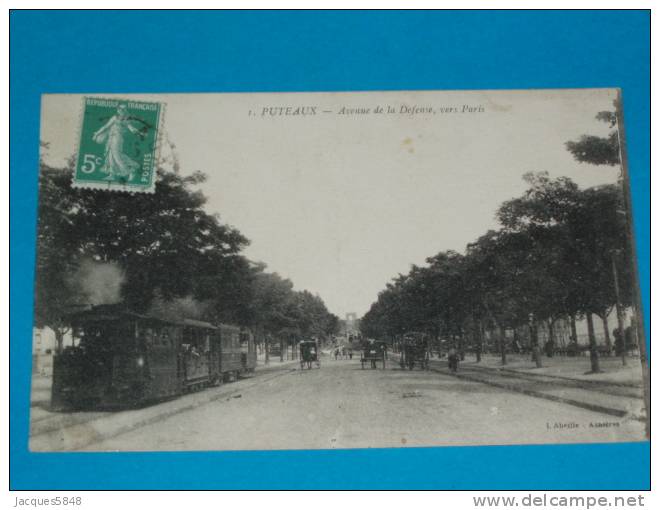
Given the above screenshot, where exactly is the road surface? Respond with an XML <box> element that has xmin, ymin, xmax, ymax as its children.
<box><xmin>44</xmin><ymin>354</ymin><xmax>644</xmax><ymax>452</ymax></box>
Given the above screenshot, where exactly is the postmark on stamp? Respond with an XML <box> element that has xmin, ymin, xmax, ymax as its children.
<box><xmin>73</xmin><ymin>97</ymin><xmax>163</xmax><ymax>193</ymax></box>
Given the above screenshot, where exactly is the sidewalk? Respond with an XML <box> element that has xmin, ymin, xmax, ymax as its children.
<box><xmin>460</xmin><ymin>354</ymin><xmax>644</xmax><ymax>387</ymax></box>
<box><xmin>385</xmin><ymin>351</ymin><xmax>646</xmax><ymax>420</ymax></box>
<box><xmin>424</xmin><ymin>354</ymin><xmax>646</xmax><ymax>421</ymax></box>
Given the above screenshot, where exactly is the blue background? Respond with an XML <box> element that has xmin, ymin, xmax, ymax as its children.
<box><xmin>10</xmin><ymin>10</ymin><xmax>650</xmax><ymax>490</ymax></box>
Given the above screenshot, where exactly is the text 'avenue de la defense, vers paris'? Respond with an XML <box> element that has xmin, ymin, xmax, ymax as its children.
<box><xmin>250</xmin><ymin>104</ymin><xmax>487</xmax><ymax>117</ymax></box>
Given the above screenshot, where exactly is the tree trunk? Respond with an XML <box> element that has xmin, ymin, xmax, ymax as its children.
<box><xmin>586</xmin><ymin>312</ymin><xmax>602</xmax><ymax>373</ymax></box>
<box><xmin>54</xmin><ymin>328</ymin><xmax>64</xmax><ymax>354</ymax></box>
<box><xmin>569</xmin><ymin>314</ymin><xmax>578</xmax><ymax>345</ymax></box>
<box><xmin>498</xmin><ymin>325</ymin><xmax>507</xmax><ymax>365</ymax></box>
<box><xmin>475</xmin><ymin>318</ymin><xmax>483</xmax><ymax>363</ymax></box>
<box><xmin>547</xmin><ymin>320</ymin><xmax>555</xmax><ymax>358</ymax></box>
<box><xmin>601</xmin><ymin>313</ymin><xmax>612</xmax><ymax>354</ymax></box>
<box><xmin>457</xmin><ymin>330</ymin><xmax>465</xmax><ymax>361</ymax></box>
<box><xmin>530</xmin><ymin>319</ymin><xmax>542</xmax><ymax>368</ymax></box>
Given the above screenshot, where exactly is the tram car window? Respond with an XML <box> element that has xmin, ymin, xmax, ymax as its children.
<box><xmin>218</xmin><ymin>324</ymin><xmax>242</xmax><ymax>382</ymax></box>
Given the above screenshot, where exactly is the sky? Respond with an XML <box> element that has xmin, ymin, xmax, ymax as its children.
<box><xmin>40</xmin><ymin>89</ymin><xmax>621</xmax><ymax>318</ymax></box>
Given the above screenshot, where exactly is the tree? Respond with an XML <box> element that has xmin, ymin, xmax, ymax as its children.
<box><xmin>566</xmin><ymin>108</ymin><xmax>620</xmax><ymax>166</ymax></box>
<box><xmin>244</xmin><ymin>269</ymin><xmax>337</xmax><ymax>355</ymax></box>
<box><xmin>69</xmin><ymin>168</ymin><xmax>249</xmax><ymax>310</ymax></box>
<box><xmin>362</xmin><ymin>171</ymin><xmax>632</xmax><ymax>375</ymax></box>
<box><xmin>568</xmin><ymin>97</ymin><xmax>649</xmax><ymax>434</ymax></box>
<box><xmin>35</xmin><ymin>160</ymin><xmax>248</xmax><ymax>348</ymax></box>
<box><xmin>36</xmin><ymin>144</ymin><xmax>340</xmax><ymax>363</ymax></box>
<box><xmin>498</xmin><ymin>172</ymin><xmax>631</xmax><ymax>372</ymax></box>
<box><xmin>465</xmin><ymin>228</ymin><xmax>561</xmax><ymax>367</ymax></box>
<box><xmin>34</xmin><ymin>166</ymin><xmax>86</xmax><ymax>351</ymax></box>
<box><xmin>424</xmin><ymin>252</ymin><xmax>468</xmax><ymax>354</ymax></box>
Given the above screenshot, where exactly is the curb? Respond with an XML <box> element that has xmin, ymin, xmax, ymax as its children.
<box><xmin>444</xmin><ymin>369</ymin><xmax>631</xmax><ymax>418</ymax></box>
<box><xmin>470</xmin><ymin>364</ymin><xmax>643</xmax><ymax>389</ymax></box>
<box><xmin>425</xmin><ymin>362</ymin><xmax>643</xmax><ymax>420</ymax></box>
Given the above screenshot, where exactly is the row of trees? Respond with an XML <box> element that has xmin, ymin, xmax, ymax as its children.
<box><xmin>361</xmin><ymin>103</ymin><xmax>638</xmax><ymax>374</ymax></box>
<box><xmin>35</xmin><ymin>149</ymin><xmax>339</xmax><ymax>353</ymax></box>
<box><xmin>361</xmin><ymin>173</ymin><xmax>633</xmax><ymax>373</ymax></box>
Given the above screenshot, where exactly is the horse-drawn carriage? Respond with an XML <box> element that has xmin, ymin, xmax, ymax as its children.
<box><xmin>360</xmin><ymin>340</ymin><xmax>387</xmax><ymax>369</ymax></box>
<box><xmin>400</xmin><ymin>334</ymin><xmax>429</xmax><ymax>370</ymax></box>
<box><xmin>299</xmin><ymin>340</ymin><xmax>320</xmax><ymax>369</ymax></box>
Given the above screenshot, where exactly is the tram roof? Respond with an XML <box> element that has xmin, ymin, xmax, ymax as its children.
<box><xmin>66</xmin><ymin>305</ymin><xmax>223</xmax><ymax>330</ymax></box>
<box><xmin>181</xmin><ymin>318</ymin><xmax>218</xmax><ymax>329</ymax></box>
<box><xmin>66</xmin><ymin>306</ymin><xmax>157</xmax><ymax>323</ymax></box>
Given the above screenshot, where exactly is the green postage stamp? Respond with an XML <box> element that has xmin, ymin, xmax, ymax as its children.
<box><xmin>73</xmin><ymin>97</ymin><xmax>163</xmax><ymax>193</ymax></box>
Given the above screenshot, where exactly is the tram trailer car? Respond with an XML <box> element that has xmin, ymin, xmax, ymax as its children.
<box><xmin>240</xmin><ymin>329</ymin><xmax>257</xmax><ymax>374</ymax></box>
<box><xmin>51</xmin><ymin>305</ymin><xmax>256</xmax><ymax>410</ymax></box>
<box><xmin>212</xmin><ymin>323</ymin><xmax>242</xmax><ymax>383</ymax></box>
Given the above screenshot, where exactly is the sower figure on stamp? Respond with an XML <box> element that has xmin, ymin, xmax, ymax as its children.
<box><xmin>92</xmin><ymin>104</ymin><xmax>143</xmax><ymax>182</ymax></box>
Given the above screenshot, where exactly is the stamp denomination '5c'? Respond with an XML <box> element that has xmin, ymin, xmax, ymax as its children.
<box><xmin>73</xmin><ymin>97</ymin><xmax>162</xmax><ymax>193</ymax></box>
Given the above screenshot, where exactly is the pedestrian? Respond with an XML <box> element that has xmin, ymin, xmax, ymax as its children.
<box><xmin>624</xmin><ymin>326</ymin><xmax>634</xmax><ymax>353</ymax></box>
<box><xmin>448</xmin><ymin>347</ymin><xmax>459</xmax><ymax>373</ymax></box>
<box><xmin>613</xmin><ymin>327</ymin><xmax>623</xmax><ymax>356</ymax></box>
<box><xmin>334</xmin><ymin>348</ymin><xmax>339</xmax><ymax>360</ymax></box>
<box><xmin>513</xmin><ymin>338</ymin><xmax>522</xmax><ymax>354</ymax></box>
<box><xmin>348</xmin><ymin>349</ymin><xmax>353</xmax><ymax>360</ymax></box>
<box><xmin>544</xmin><ymin>339</ymin><xmax>555</xmax><ymax>358</ymax></box>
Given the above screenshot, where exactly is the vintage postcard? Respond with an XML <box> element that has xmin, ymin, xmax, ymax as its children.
<box><xmin>31</xmin><ymin>89</ymin><xmax>649</xmax><ymax>452</ymax></box>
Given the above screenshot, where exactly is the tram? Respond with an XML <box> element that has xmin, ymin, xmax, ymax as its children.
<box><xmin>51</xmin><ymin>304</ymin><xmax>257</xmax><ymax>410</ymax></box>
